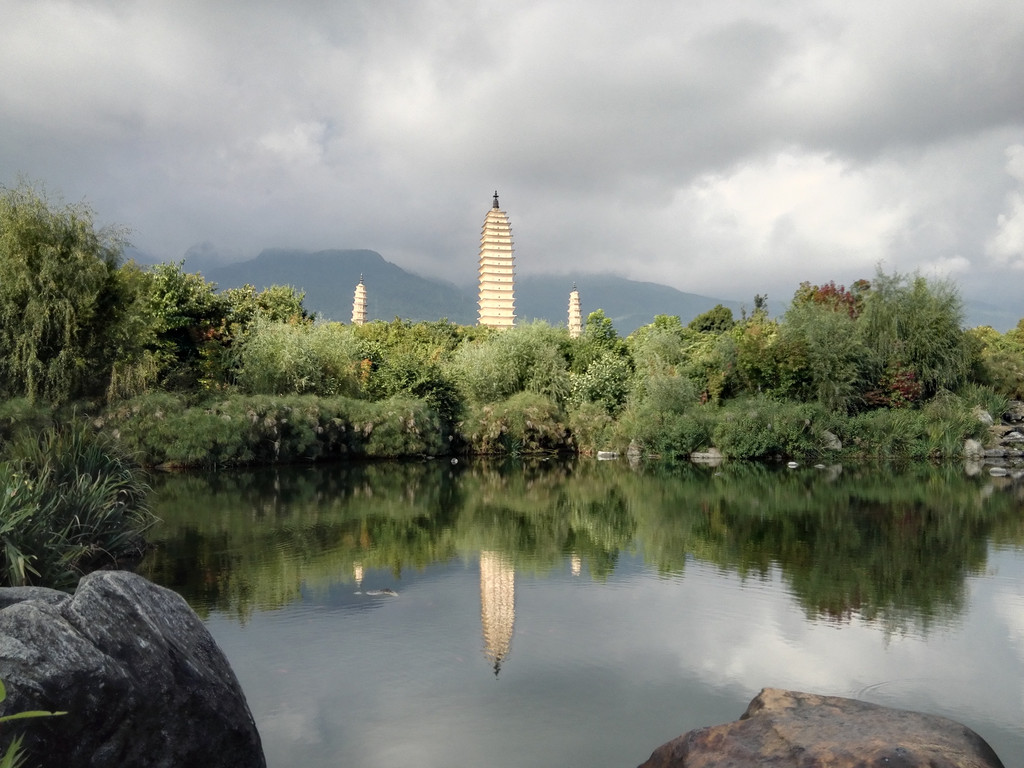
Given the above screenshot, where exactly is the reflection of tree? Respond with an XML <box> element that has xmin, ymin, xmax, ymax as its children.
<box><xmin>628</xmin><ymin>462</ymin><xmax>1022</xmax><ymax>631</ymax></box>
<box><xmin>139</xmin><ymin>462</ymin><xmax>464</xmax><ymax>620</ymax></box>
<box><xmin>139</xmin><ymin>457</ymin><xmax>1024</xmax><ymax>632</ymax></box>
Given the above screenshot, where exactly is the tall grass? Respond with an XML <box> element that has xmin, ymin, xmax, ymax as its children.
<box><xmin>0</xmin><ymin>424</ymin><xmax>153</xmax><ymax>588</ymax></box>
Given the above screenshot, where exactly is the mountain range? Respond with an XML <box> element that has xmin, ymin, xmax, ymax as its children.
<box><xmin>198</xmin><ymin>248</ymin><xmax>756</xmax><ymax>335</ymax></box>
<box><xmin>162</xmin><ymin>247</ymin><xmax>1019</xmax><ymax>333</ymax></box>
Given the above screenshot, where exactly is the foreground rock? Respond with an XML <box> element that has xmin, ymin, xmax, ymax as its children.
<box><xmin>0</xmin><ymin>571</ymin><xmax>265</xmax><ymax>768</ymax></box>
<box><xmin>638</xmin><ymin>688</ymin><xmax>1004</xmax><ymax>768</ymax></box>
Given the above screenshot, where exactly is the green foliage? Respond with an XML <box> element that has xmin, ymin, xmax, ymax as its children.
<box><xmin>856</xmin><ymin>269</ymin><xmax>973</xmax><ymax>400</ymax></box>
<box><xmin>779</xmin><ymin>301</ymin><xmax>865</xmax><ymax>412</ymax></box>
<box><xmin>969</xmin><ymin>322</ymin><xmax>1024</xmax><ymax>399</ymax></box>
<box><xmin>143</xmin><ymin>261</ymin><xmax>226</xmax><ymax>390</ymax></box>
<box><xmin>0</xmin><ymin>180</ymin><xmax>129</xmax><ymax>403</ymax></box>
<box><xmin>791</xmin><ymin>279</ymin><xmax>870</xmax><ymax>318</ymax></box>
<box><xmin>616</xmin><ymin>369</ymin><xmax>706</xmax><ymax>457</ymax></box>
<box><xmin>955</xmin><ymin>381</ymin><xmax>1009</xmax><ymax>423</ymax></box>
<box><xmin>461</xmin><ymin>393</ymin><xmax>572</xmax><ymax>455</ymax></box>
<box><xmin>626</xmin><ymin>315</ymin><xmax>690</xmax><ymax>378</ymax></box>
<box><xmin>687</xmin><ymin>304</ymin><xmax>735</xmax><ymax>334</ymax></box>
<box><xmin>680</xmin><ymin>329</ymin><xmax>738</xmax><ymax>404</ymax></box>
<box><xmin>0</xmin><ymin>424</ymin><xmax>153</xmax><ymax>588</ymax></box>
<box><xmin>838</xmin><ymin>391</ymin><xmax>986</xmax><ymax>460</ymax></box>
<box><xmin>350</xmin><ymin>319</ymin><xmax>467</xmax><ymax>428</ymax></box>
<box><xmin>710</xmin><ymin>397</ymin><xmax>836</xmax><ymax>460</ymax></box>
<box><xmin>221</xmin><ymin>283</ymin><xmax>310</xmax><ymax>327</ymax></box>
<box><xmin>0</xmin><ymin>400</ymin><xmax>56</xmax><ymax>450</ymax></box>
<box><xmin>452</xmin><ymin>321</ymin><xmax>571</xmax><ymax>406</ymax></box>
<box><xmin>569</xmin><ymin>352</ymin><xmax>633</xmax><ymax>415</ymax></box>
<box><xmin>355</xmin><ymin>396</ymin><xmax>446</xmax><ymax>458</ymax></box>
<box><xmin>569</xmin><ymin>309</ymin><xmax>628</xmax><ymax>374</ymax></box>
<box><xmin>234</xmin><ymin>319</ymin><xmax>361</xmax><ymax>397</ymax></box>
<box><xmin>567</xmin><ymin>402</ymin><xmax>618</xmax><ymax>455</ymax></box>
<box><xmin>100</xmin><ymin>393</ymin><xmax>445</xmax><ymax>466</ymax></box>
<box><xmin>99</xmin><ymin>260</ymin><xmax>163</xmax><ymax>401</ymax></box>
<box><xmin>0</xmin><ymin>677</ymin><xmax>66</xmax><ymax>768</ymax></box>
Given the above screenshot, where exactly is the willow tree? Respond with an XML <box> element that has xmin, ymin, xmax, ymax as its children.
<box><xmin>0</xmin><ymin>181</ymin><xmax>128</xmax><ymax>403</ymax></box>
<box><xmin>856</xmin><ymin>269</ymin><xmax>974</xmax><ymax>403</ymax></box>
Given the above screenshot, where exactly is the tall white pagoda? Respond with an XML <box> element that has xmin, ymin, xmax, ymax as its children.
<box><xmin>351</xmin><ymin>275</ymin><xmax>367</xmax><ymax>325</ymax></box>
<box><xmin>477</xmin><ymin>191</ymin><xmax>516</xmax><ymax>329</ymax></box>
<box><xmin>568</xmin><ymin>285</ymin><xmax>582</xmax><ymax>338</ymax></box>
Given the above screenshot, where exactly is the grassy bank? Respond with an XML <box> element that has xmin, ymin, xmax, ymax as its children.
<box><xmin>0</xmin><ymin>386</ymin><xmax>1003</xmax><ymax>472</ymax></box>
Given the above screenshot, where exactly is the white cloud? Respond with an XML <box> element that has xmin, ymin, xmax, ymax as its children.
<box><xmin>0</xmin><ymin>0</ymin><xmax>1023</xmax><ymax>316</ymax></box>
<box><xmin>986</xmin><ymin>145</ymin><xmax>1024</xmax><ymax>269</ymax></box>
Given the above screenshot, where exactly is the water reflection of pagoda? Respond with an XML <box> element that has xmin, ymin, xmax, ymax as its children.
<box><xmin>480</xmin><ymin>550</ymin><xmax>516</xmax><ymax>676</ymax></box>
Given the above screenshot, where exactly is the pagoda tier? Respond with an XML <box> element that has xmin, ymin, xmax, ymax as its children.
<box><xmin>477</xmin><ymin>193</ymin><xmax>516</xmax><ymax>328</ymax></box>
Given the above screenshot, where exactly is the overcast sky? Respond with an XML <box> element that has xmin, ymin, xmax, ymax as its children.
<box><xmin>2</xmin><ymin>0</ymin><xmax>1023</xmax><ymax>319</ymax></box>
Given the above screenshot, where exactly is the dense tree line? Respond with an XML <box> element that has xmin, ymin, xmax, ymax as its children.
<box><xmin>3</xmin><ymin>180</ymin><xmax>1023</xmax><ymax>465</ymax></box>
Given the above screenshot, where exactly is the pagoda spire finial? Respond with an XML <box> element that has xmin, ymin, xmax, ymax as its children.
<box><xmin>493</xmin><ymin>190</ymin><xmax>499</xmax><ymax>209</ymax></box>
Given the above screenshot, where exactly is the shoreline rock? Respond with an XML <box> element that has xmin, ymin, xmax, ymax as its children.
<box><xmin>0</xmin><ymin>571</ymin><xmax>265</xmax><ymax>768</ymax></box>
<box><xmin>637</xmin><ymin>688</ymin><xmax>1005</xmax><ymax>768</ymax></box>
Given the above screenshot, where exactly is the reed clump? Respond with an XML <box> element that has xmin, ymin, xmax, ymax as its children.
<box><xmin>0</xmin><ymin>424</ymin><xmax>153</xmax><ymax>589</ymax></box>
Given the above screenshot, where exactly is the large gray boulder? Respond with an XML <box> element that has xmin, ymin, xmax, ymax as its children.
<box><xmin>638</xmin><ymin>688</ymin><xmax>1004</xmax><ymax>768</ymax></box>
<box><xmin>0</xmin><ymin>571</ymin><xmax>265</xmax><ymax>768</ymax></box>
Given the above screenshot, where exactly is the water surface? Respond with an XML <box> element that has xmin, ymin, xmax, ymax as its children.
<box><xmin>140</xmin><ymin>458</ymin><xmax>1024</xmax><ymax>767</ymax></box>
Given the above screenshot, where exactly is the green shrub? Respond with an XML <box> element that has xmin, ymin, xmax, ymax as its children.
<box><xmin>0</xmin><ymin>399</ymin><xmax>56</xmax><ymax>450</ymax></box>
<box><xmin>234</xmin><ymin>319</ymin><xmax>361</xmax><ymax>397</ymax></box>
<box><xmin>0</xmin><ymin>424</ymin><xmax>153</xmax><ymax>588</ymax></box>
<box><xmin>569</xmin><ymin>352</ymin><xmax>633</xmax><ymax>415</ymax></box>
<box><xmin>618</xmin><ymin>404</ymin><xmax>715</xmax><ymax>458</ymax></box>
<box><xmin>462</xmin><ymin>393</ymin><xmax>572</xmax><ymax>455</ymax></box>
<box><xmin>779</xmin><ymin>302</ymin><xmax>864</xmax><ymax>412</ymax></box>
<box><xmin>452</xmin><ymin>322</ymin><xmax>571</xmax><ymax>405</ymax></box>
<box><xmin>920</xmin><ymin>391</ymin><xmax>989</xmax><ymax>458</ymax></box>
<box><xmin>711</xmin><ymin>397</ymin><xmax>832</xmax><ymax>460</ymax></box>
<box><xmin>842</xmin><ymin>408</ymin><xmax>928</xmax><ymax>460</ymax></box>
<box><xmin>955</xmin><ymin>382</ymin><xmax>1009</xmax><ymax>425</ymax></box>
<box><xmin>100</xmin><ymin>392</ymin><xmax>445</xmax><ymax>466</ymax></box>
<box><xmin>857</xmin><ymin>270</ymin><xmax>973</xmax><ymax>399</ymax></box>
<box><xmin>353</xmin><ymin>396</ymin><xmax>446</xmax><ymax>458</ymax></box>
<box><xmin>969</xmin><ymin>323</ymin><xmax>1024</xmax><ymax>399</ymax></box>
<box><xmin>567</xmin><ymin>401</ymin><xmax>618</xmax><ymax>455</ymax></box>
<box><xmin>616</xmin><ymin>374</ymin><xmax>711</xmax><ymax>457</ymax></box>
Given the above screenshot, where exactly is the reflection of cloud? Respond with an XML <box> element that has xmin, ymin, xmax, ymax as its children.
<box><xmin>519</xmin><ymin>554</ymin><xmax>1024</xmax><ymax>738</ymax></box>
<box><xmin>204</xmin><ymin>549</ymin><xmax>1024</xmax><ymax>767</ymax></box>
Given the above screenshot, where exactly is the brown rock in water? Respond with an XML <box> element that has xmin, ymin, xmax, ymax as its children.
<box><xmin>638</xmin><ymin>688</ymin><xmax>1005</xmax><ymax>768</ymax></box>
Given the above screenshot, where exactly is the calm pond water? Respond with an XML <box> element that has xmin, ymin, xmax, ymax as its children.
<box><xmin>139</xmin><ymin>458</ymin><xmax>1024</xmax><ymax>768</ymax></box>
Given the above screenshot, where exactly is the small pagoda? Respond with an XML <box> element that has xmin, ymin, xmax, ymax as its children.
<box><xmin>568</xmin><ymin>285</ymin><xmax>582</xmax><ymax>338</ymax></box>
<box><xmin>477</xmin><ymin>191</ymin><xmax>516</xmax><ymax>329</ymax></box>
<box><xmin>351</xmin><ymin>275</ymin><xmax>367</xmax><ymax>325</ymax></box>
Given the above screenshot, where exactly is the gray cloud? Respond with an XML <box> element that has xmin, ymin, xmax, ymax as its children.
<box><xmin>2</xmin><ymin>0</ymin><xmax>1023</xmax><ymax>321</ymax></box>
